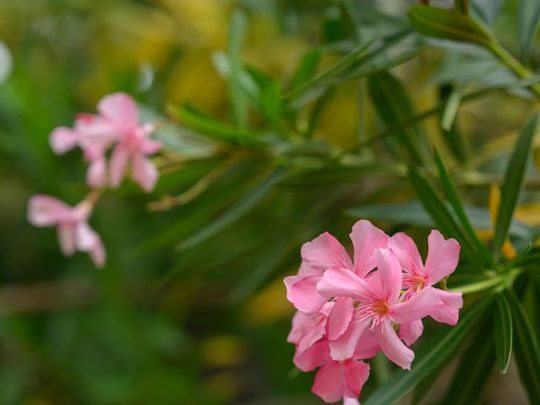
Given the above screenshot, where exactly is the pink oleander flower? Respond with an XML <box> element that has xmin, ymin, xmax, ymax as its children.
<box><xmin>317</xmin><ymin>249</ymin><xmax>443</xmax><ymax>370</ymax></box>
<box><xmin>49</xmin><ymin>92</ymin><xmax>161</xmax><ymax>192</ymax></box>
<box><xmin>101</xmin><ymin>93</ymin><xmax>161</xmax><ymax>192</ymax></box>
<box><xmin>51</xmin><ymin>113</ymin><xmax>117</xmax><ymax>188</ymax></box>
<box><xmin>27</xmin><ymin>193</ymin><xmax>105</xmax><ymax>268</ymax></box>
<box><xmin>284</xmin><ymin>222</ymin><xmax>462</xmax><ymax>404</ymax></box>
<box><xmin>389</xmin><ymin>230</ymin><xmax>463</xmax><ymax>345</ymax></box>
<box><xmin>294</xmin><ymin>338</ymin><xmax>377</xmax><ymax>404</ymax></box>
<box><xmin>284</xmin><ymin>220</ymin><xmax>388</xmax><ymax>319</ymax></box>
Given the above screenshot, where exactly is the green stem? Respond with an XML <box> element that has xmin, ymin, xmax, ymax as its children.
<box><xmin>451</xmin><ymin>269</ymin><xmax>521</xmax><ymax>295</ymax></box>
<box><xmin>455</xmin><ymin>0</ymin><xmax>469</xmax><ymax>14</ymax></box>
<box><xmin>488</xmin><ymin>42</ymin><xmax>540</xmax><ymax>100</ymax></box>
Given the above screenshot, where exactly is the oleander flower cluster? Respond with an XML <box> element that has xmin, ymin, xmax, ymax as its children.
<box><xmin>27</xmin><ymin>93</ymin><xmax>161</xmax><ymax>268</ymax></box>
<box><xmin>284</xmin><ymin>220</ymin><xmax>463</xmax><ymax>404</ymax></box>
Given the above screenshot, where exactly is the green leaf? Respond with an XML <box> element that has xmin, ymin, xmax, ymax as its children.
<box><xmin>408</xmin><ymin>5</ymin><xmax>493</xmax><ymax>46</ymax></box>
<box><xmin>454</xmin><ymin>0</ymin><xmax>469</xmax><ymax>14</ymax></box>
<box><xmin>171</xmin><ymin>105</ymin><xmax>266</xmax><ymax>147</ymax></box>
<box><xmin>364</xmin><ymin>299</ymin><xmax>491</xmax><ymax>405</ymax></box>
<box><xmin>510</xmin><ymin>245</ymin><xmax>540</xmax><ymax>267</ymax></box>
<box><xmin>288</xmin><ymin>28</ymin><xmax>412</xmax><ymax>97</ymax></box>
<box><xmin>471</xmin><ymin>0</ymin><xmax>504</xmax><ymax>26</ymax></box>
<box><xmin>289</xmin><ymin>49</ymin><xmax>321</xmax><ymax>92</ymax></box>
<box><xmin>287</xmin><ymin>39</ymin><xmax>374</xmax><ymax>99</ymax></box>
<box><xmin>493</xmin><ymin>112</ymin><xmax>539</xmax><ymax>260</ymax></box>
<box><xmin>368</xmin><ymin>72</ymin><xmax>429</xmax><ymax>165</ymax></box>
<box><xmin>434</xmin><ymin>149</ymin><xmax>493</xmax><ymax>267</ymax></box>
<box><xmin>494</xmin><ymin>293</ymin><xmax>513</xmax><ymax>374</ymax></box>
<box><xmin>346</xmin><ymin>202</ymin><xmax>534</xmax><ymax>240</ymax></box>
<box><xmin>325</xmin><ymin>45</ymin><xmax>427</xmax><ymax>85</ymax></box>
<box><xmin>228</xmin><ymin>9</ymin><xmax>249</xmax><ymax>128</ymax></box>
<box><xmin>507</xmin><ymin>289</ymin><xmax>540</xmax><ymax>403</ymax></box>
<box><xmin>442</xmin><ymin>322</ymin><xmax>494</xmax><ymax>404</ymax></box>
<box><xmin>282</xmin><ymin>163</ymin><xmax>404</xmax><ymax>187</ymax></box>
<box><xmin>175</xmin><ymin>169</ymin><xmax>287</xmax><ymax>251</ymax></box>
<box><xmin>441</xmin><ymin>87</ymin><xmax>461</xmax><ymax>132</ymax></box>
<box><xmin>439</xmin><ymin>84</ymin><xmax>469</xmax><ymax>163</ymax></box>
<box><xmin>409</xmin><ymin>167</ymin><xmax>481</xmax><ymax>266</ymax></box>
<box><xmin>260</xmin><ymin>79</ymin><xmax>283</xmax><ymax>129</ymax></box>
<box><xmin>517</xmin><ymin>0</ymin><xmax>540</xmax><ymax>64</ymax></box>
<box><xmin>338</xmin><ymin>0</ymin><xmax>363</xmax><ymax>43</ymax></box>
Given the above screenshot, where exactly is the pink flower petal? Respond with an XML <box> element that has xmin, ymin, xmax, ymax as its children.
<box><xmin>141</xmin><ymin>138</ymin><xmax>161</xmax><ymax>155</ymax></box>
<box><xmin>399</xmin><ymin>319</ymin><xmax>424</xmax><ymax>346</ymax></box>
<box><xmin>97</xmin><ymin>92</ymin><xmax>139</xmax><ymax>133</ymax></box>
<box><xmin>301</xmin><ymin>232</ymin><xmax>352</xmax><ymax>272</ymax></box>
<box><xmin>298</xmin><ymin>262</ymin><xmax>320</xmax><ymax>277</ymax></box>
<box><xmin>343</xmin><ymin>397</ymin><xmax>360</xmax><ymax>405</ymax></box>
<box><xmin>57</xmin><ymin>223</ymin><xmax>77</xmax><ymax>256</ymax></box>
<box><xmin>312</xmin><ymin>361</ymin><xmax>344</xmax><ymax>403</ymax></box>
<box><xmin>109</xmin><ymin>144</ymin><xmax>130</xmax><ymax>188</ymax></box>
<box><xmin>329</xmin><ymin>318</ymin><xmax>370</xmax><ymax>361</ymax></box>
<box><xmin>344</xmin><ymin>360</ymin><xmax>370</xmax><ymax>399</ymax></box>
<box><xmin>298</xmin><ymin>321</ymin><xmax>327</xmax><ymax>354</ymax></box>
<box><xmin>350</xmin><ymin>220</ymin><xmax>388</xmax><ymax>276</ymax></box>
<box><xmin>284</xmin><ymin>275</ymin><xmax>326</xmax><ymax>314</ymax></box>
<box><xmin>88</xmin><ymin>240</ymin><xmax>106</xmax><ymax>268</ymax></box>
<box><xmin>424</xmin><ymin>230</ymin><xmax>460</xmax><ymax>284</ymax></box>
<box><xmin>389</xmin><ymin>232</ymin><xmax>424</xmax><ymax>275</ymax></box>
<box><xmin>354</xmin><ymin>330</ymin><xmax>380</xmax><ymax>359</ymax></box>
<box><xmin>27</xmin><ymin>195</ymin><xmax>73</xmax><ymax>226</ymax></box>
<box><xmin>327</xmin><ymin>297</ymin><xmax>354</xmax><ymax>341</ymax></box>
<box><xmin>374</xmin><ymin>248</ymin><xmax>403</xmax><ymax>304</ymax></box>
<box><xmin>50</xmin><ymin>127</ymin><xmax>78</xmax><ymax>154</ymax></box>
<box><xmin>317</xmin><ymin>269</ymin><xmax>370</xmax><ymax>300</ymax></box>
<box><xmin>375</xmin><ymin>321</ymin><xmax>414</xmax><ymax>370</ymax></box>
<box><xmin>391</xmin><ymin>287</ymin><xmax>443</xmax><ymax>324</ymax></box>
<box><xmin>86</xmin><ymin>158</ymin><xmax>107</xmax><ymax>188</ymax></box>
<box><xmin>132</xmin><ymin>155</ymin><xmax>159</xmax><ymax>192</ymax></box>
<box><xmin>429</xmin><ymin>288</ymin><xmax>463</xmax><ymax>325</ymax></box>
<box><xmin>76</xmin><ymin>222</ymin><xmax>106</xmax><ymax>268</ymax></box>
<box><xmin>293</xmin><ymin>339</ymin><xmax>329</xmax><ymax>372</ymax></box>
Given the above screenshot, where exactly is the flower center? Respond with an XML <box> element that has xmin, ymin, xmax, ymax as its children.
<box><xmin>372</xmin><ymin>300</ymin><xmax>390</xmax><ymax>316</ymax></box>
<box><xmin>404</xmin><ymin>274</ymin><xmax>426</xmax><ymax>292</ymax></box>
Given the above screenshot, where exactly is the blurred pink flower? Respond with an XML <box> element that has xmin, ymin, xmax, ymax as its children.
<box><xmin>50</xmin><ymin>113</ymin><xmax>118</xmax><ymax>188</ymax></box>
<box><xmin>49</xmin><ymin>93</ymin><xmax>161</xmax><ymax>192</ymax></box>
<box><xmin>27</xmin><ymin>193</ymin><xmax>105</xmax><ymax>268</ymax></box>
<box><xmin>99</xmin><ymin>93</ymin><xmax>161</xmax><ymax>192</ymax></box>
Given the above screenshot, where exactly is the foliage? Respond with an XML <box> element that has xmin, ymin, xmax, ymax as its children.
<box><xmin>1</xmin><ymin>0</ymin><xmax>540</xmax><ymax>403</ymax></box>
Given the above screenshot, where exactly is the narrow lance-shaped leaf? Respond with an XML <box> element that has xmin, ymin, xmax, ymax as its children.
<box><xmin>455</xmin><ymin>0</ymin><xmax>469</xmax><ymax>14</ymax></box>
<box><xmin>409</xmin><ymin>167</ymin><xmax>483</xmax><ymax>267</ymax></box>
<box><xmin>442</xmin><ymin>321</ymin><xmax>495</xmax><ymax>404</ymax></box>
<box><xmin>368</xmin><ymin>72</ymin><xmax>429</xmax><ymax>165</ymax></box>
<box><xmin>408</xmin><ymin>5</ymin><xmax>493</xmax><ymax>46</ymax></box>
<box><xmin>434</xmin><ymin>148</ymin><xmax>493</xmax><ymax>267</ymax></box>
<box><xmin>228</xmin><ymin>9</ymin><xmax>249</xmax><ymax>128</ymax></box>
<box><xmin>507</xmin><ymin>289</ymin><xmax>540</xmax><ymax>403</ymax></box>
<box><xmin>364</xmin><ymin>298</ymin><xmax>491</xmax><ymax>405</ymax></box>
<box><xmin>171</xmin><ymin>105</ymin><xmax>266</xmax><ymax>147</ymax></box>
<box><xmin>347</xmin><ymin>202</ymin><xmax>535</xmax><ymax>240</ymax></box>
<box><xmin>176</xmin><ymin>169</ymin><xmax>287</xmax><ymax>251</ymax></box>
<box><xmin>471</xmin><ymin>0</ymin><xmax>504</xmax><ymax>26</ymax></box>
<box><xmin>289</xmin><ymin>49</ymin><xmax>321</xmax><ymax>92</ymax></box>
<box><xmin>494</xmin><ymin>293</ymin><xmax>513</xmax><ymax>374</ymax></box>
<box><xmin>439</xmin><ymin>84</ymin><xmax>469</xmax><ymax>162</ymax></box>
<box><xmin>493</xmin><ymin>113</ymin><xmax>539</xmax><ymax>260</ymax></box>
<box><xmin>517</xmin><ymin>0</ymin><xmax>540</xmax><ymax>64</ymax></box>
